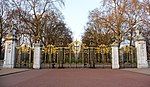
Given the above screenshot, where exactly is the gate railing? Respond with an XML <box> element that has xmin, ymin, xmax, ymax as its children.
<box><xmin>95</xmin><ymin>45</ymin><xmax>112</xmax><ymax>68</ymax></box>
<box><xmin>119</xmin><ymin>46</ymin><xmax>137</xmax><ymax>68</ymax></box>
<box><xmin>11</xmin><ymin>43</ymin><xmax>138</xmax><ymax>69</ymax></box>
<box><xmin>40</xmin><ymin>44</ymin><xmax>112</xmax><ymax>68</ymax></box>
<box><xmin>15</xmin><ymin>44</ymin><xmax>33</xmax><ymax>68</ymax></box>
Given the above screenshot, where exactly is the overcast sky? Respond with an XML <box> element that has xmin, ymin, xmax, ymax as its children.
<box><xmin>61</xmin><ymin>0</ymin><xmax>101</xmax><ymax>41</ymax></box>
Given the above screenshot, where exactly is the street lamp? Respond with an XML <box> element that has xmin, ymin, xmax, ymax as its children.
<box><xmin>89</xmin><ymin>35</ymin><xmax>95</xmax><ymax>68</ymax></box>
<box><xmin>12</xmin><ymin>24</ymin><xmax>16</xmax><ymax>37</ymax></box>
<box><xmin>58</xmin><ymin>35</ymin><xmax>64</xmax><ymax>68</ymax></box>
<box><xmin>89</xmin><ymin>35</ymin><xmax>94</xmax><ymax>47</ymax></box>
<box><xmin>59</xmin><ymin>35</ymin><xmax>64</xmax><ymax>46</ymax></box>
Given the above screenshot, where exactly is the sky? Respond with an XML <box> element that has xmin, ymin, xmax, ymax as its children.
<box><xmin>61</xmin><ymin>0</ymin><xmax>101</xmax><ymax>41</ymax></box>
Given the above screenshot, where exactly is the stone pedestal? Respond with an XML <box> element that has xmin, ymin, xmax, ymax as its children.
<box><xmin>33</xmin><ymin>43</ymin><xmax>41</xmax><ymax>69</ymax></box>
<box><xmin>135</xmin><ymin>27</ymin><xmax>148</xmax><ymax>68</ymax></box>
<box><xmin>3</xmin><ymin>35</ymin><xmax>17</xmax><ymax>68</ymax></box>
<box><xmin>135</xmin><ymin>40</ymin><xmax>148</xmax><ymax>68</ymax></box>
<box><xmin>111</xmin><ymin>43</ymin><xmax>119</xmax><ymax>69</ymax></box>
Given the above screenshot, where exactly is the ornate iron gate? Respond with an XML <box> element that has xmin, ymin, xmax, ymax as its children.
<box><xmin>15</xmin><ymin>44</ymin><xmax>33</xmax><ymax>68</ymax></box>
<box><xmin>119</xmin><ymin>46</ymin><xmax>137</xmax><ymax>68</ymax></box>
<box><xmin>41</xmin><ymin>42</ymin><xmax>112</xmax><ymax>68</ymax></box>
<box><xmin>13</xmin><ymin>42</ymin><xmax>137</xmax><ymax>69</ymax></box>
<box><xmin>95</xmin><ymin>45</ymin><xmax>112</xmax><ymax>68</ymax></box>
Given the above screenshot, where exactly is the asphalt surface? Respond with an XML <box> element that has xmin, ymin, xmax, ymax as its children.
<box><xmin>0</xmin><ymin>69</ymin><xmax>150</xmax><ymax>87</ymax></box>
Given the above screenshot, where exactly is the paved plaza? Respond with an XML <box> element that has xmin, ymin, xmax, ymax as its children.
<box><xmin>0</xmin><ymin>69</ymin><xmax>150</xmax><ymax>87</ymax></box>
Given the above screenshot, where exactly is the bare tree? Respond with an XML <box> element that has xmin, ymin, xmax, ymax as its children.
<box><xmin>0</xmin><ymin>0</ymin><xmax>11</xmax><ymax>59</ymax></box>
<box><xmin>5</xmin><ymin>0</ymin><xmax>72</xmax><ymax>47</ymax></box>
<box><xmin>82</xmin><ymin>0</ymin><xmax>149</xmax><ymax>48</ymax></box>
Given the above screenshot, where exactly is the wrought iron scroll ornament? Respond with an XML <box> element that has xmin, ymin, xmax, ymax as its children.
<box><xmin>71</xmin><ymin>40</ymin><xmax>82</xmax><ymax>54</ymax></box>
<box><xmin>43</xmin><ymin>45</ymin><xmax>57</xmax><ymax>54</ymax></box>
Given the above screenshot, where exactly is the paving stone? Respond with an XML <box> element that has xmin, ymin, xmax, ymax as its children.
<box><xmin>0</xmin><ymin>69</ymin><xmax>150</xmax><ymax>87</ymax></box>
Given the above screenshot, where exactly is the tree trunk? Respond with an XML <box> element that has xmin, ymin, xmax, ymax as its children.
<box><xmin>0</xmin><ymin>16</ymin><xmax>2</xmax><ymax>60</ymax></box>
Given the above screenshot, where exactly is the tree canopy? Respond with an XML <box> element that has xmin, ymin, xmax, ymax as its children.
<box><xmin>82</xmin><ymin>0</ymin><xmax>150</xmax><ymax>48</ymax></box>
<box><xmin>0</xmin><ymin>0</ymin><xmax>72</xmax><ymax>47</ymax></box>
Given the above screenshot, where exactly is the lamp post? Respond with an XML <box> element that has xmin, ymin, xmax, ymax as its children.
<box><xmin>89</xmin><ymin>35</ymin><xmax>94</xmax><ymax>47</ymax></box>
<box><xmin>59</xmin><ymin>35</ymin><xmax>64</xmax><ymax>68</ymax></box>
<box><xmin>89</xmin><ymin>35</ymin><xmax>95</xmax><ymax>68</ymax></box>
<box><xmin>59</xmin><ymin>35</ymin><xmax>63</xmax><ymax>46</ymax></box>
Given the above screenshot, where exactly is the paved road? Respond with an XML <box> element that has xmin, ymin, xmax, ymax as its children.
<box><xmin>0</xmin><ymin>69</ymin><xmax>150</xmax><ymax>87</ymax></box>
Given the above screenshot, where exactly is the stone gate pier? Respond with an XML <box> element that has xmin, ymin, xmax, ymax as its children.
<box><xmin>3</xmin><ymin>34</ymin><xmax>17</xmax><ymax>68</ymax></box>
<box><xmin>135</xmin><ymin>33</ymin><xmax>149</xmax><ymax>68</ymax></box>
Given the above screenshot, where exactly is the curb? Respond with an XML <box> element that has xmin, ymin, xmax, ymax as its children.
<box><xmin>0</xmin><ymin>70</ymin><xmax>29</xmax><ymax>77</ymax></box>
<box><xmin>121</xmin><ymin>69</ymin><xmax>150</xmax><ymax>76</ymax></box>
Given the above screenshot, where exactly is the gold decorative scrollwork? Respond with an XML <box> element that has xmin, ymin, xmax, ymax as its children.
<box><xmin>16</xmin><ymin>44</ymin><xmax>30</xmax><ymax>54</ymax></box>
<box><xmin>96</xmin><ymin>44</ymin><xmax>111</xmax><ymax>54</ymax></box>
<box><xmin>121</xmin><ymin>46</ymin><xmax>136</xmax><ymax>53</ymax></box>
<box><xmin>43</xmin><ymin>44</ymin><xmax>57</xmax><ymax>54</ymax></box>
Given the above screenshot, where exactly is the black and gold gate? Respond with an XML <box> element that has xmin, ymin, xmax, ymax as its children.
<box><xmin>15</xmin><ymin>44</ymin><xmax>33</xmax><ymax>68</ymax></box>
<box><xmin>119</xmin><ymin>46</ymin><xmax>137</xmax><ymax>68</ymax></box>
<box><xmin>41</xmin><ymin>43</ymin><xmax>112</xmax><ymax>68</ymax></box>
